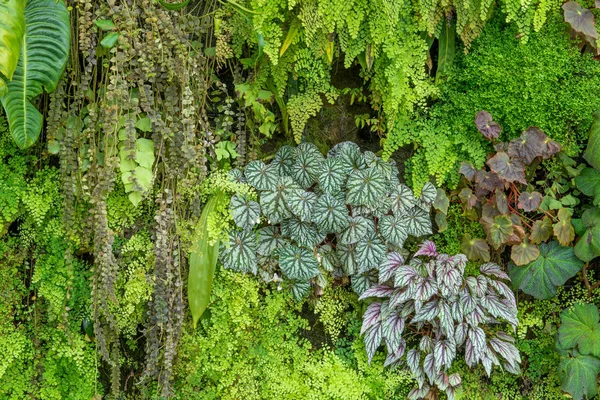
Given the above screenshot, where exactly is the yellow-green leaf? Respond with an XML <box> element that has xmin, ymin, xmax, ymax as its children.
<box><xmin>0</xmin><ymin>0</ymin><xmax>25</xmax><ymax>82</ymax></box>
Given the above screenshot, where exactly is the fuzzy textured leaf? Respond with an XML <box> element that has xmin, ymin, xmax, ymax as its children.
<box><xmin>487</xmin><ymin>152</ymin><xmax>525</xmax><ymax>183</ymax></box>
<box><xmin>558</xmin><ymin>355</ymin><xmax>600</xmax><ymax>400</ymax></box>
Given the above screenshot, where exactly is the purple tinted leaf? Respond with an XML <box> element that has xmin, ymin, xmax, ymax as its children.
<box><xmin>449</xmin><ymin>373</ymin><xmax>462</xmax><ymax>387</ymax></box>
<box><xmin>408</xmin><ymin>384</ymin><xmax>430</xmax><ymax>400</ymax></box>
<box><xmin>382</xmin><ymin>313</ymin><xmax>405</xmax><ymax>350</ymax></box>
<box><xmin>508</xmin><ymin>127</ymin><xmax>547</xmax><ymax>164</ymax></box>
<box><xmin>407</xmin><ymin>348</ymin><xmax>422</xmax><ymax>376</ymax></box>
<box><xmin>364</xmin><ymin>323</ymin><xmax>382</xmax><ymax>363</ymax></box>
<box><xmin>465</xmin><ymin>339</ymin><xmax>477</xmax><ymax>367</ymax></box>
<box><xmin>487</xmin><ymin>152</ymin><xmax>526</xmax><ymax>183</ymax></box>
<box><xmin>455</xmin><ymin>322</ymin><xmax>468</xmax><ymax>346</ymax></box>
<box><xmin>469</xmin><ymin>327</ymin><xmax>486</xmax><ymax>360</ymax></box>
<box><xmin>412</xmin><ymin>299</ymin><xmax>439</xmax><ymax>322</ymax></box>
<box><xmin>424</xmin><ymin>353</ymin><xmax>437</xmax><ymax>383</ymax></box>
<box><xmin>495</xmin><ymin>189</ymin><xmax>509</xmax><ymax>214</ymax></box>
<box><xmin>480</xmin><ymin>262</ymin><xmax>510</xmax><ymax>280</ymax></box>
<box><xmin>490</xmin><ymin>338</ymin><xmax>521</xmax><ymax>366</ymax></box>
<box><xmin>458</xmin><ymin>187</ymin><xmax>477</xmax><ymax>209</ymax></box>
<box><xmin>563</xmin><ymin>1</ymin><xmax>598</xmax><ymax>40</ymax></box>
<box><xmin>518</xmin><ymin>191</ymin><xmax>543</xmax><ymax>212</ymax></box>
<box><xmin>475</xmin><ymin>110</ymin><xmax>502</xmax><ymax>140</ymax></box>
<box><xmin>459</xmin><ymin>162</ymin><xmax>477</xmax><ymax>181</ymax></box>
<box><xmin>459</xmin><ymin>289</ymin><xmax>477</xmax><ymax>315</ymax></box>
<box><xmin>496</xmin><ymin>331</ymin><xmax>516</xmax><ymax>343</ymax></box>
<box><xmin>475</xmin><ymin>170</ymin><xmax>505</xmax><ymax>191</ymax></box>
<box><xmin>420</xmin><ymin>336</ymin><xmax>434</xmax><ymax>353</ymax></box>
<box><xmin>361</xmin><ymin>302</ymin><xmax>381</xmax><ymax>335</ymax></box>
<box><xmin>389</xmin><ymin>286</ymin><xmax>416</xmax><ymax>308</ymax></box>
<box><xmin>434</xmin><ymin>338</ymin><xmax>457</xmax><ymax>371</ymax></box>
<box><xmin>415</xmin><ymin>240</ymin><xmax>438</xmax><ymax>257</ymax></box>
<box><xmin>414</xmin><ymin>277</ymin><xmax>438</xmax><ymax>302</ymax></box>
<box><xmin>395</xmin><ymin>266</ymin><xmax>420</xmax><ymax>288</ymax></box>
<box><xmin>378</xmin><ymin>252</ymin><xmax>404</xmax><ymax>283</ymax></box>
<box><xmin>359</xmin><ymin>284</ymin><xmax>395</xmax><ymax>300</ymax></box>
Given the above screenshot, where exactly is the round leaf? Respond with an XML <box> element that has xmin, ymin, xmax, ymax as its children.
<box><xmin>279</xmin><ymin>245</ymin><xmax>319</xmax><ymax>280</ymax></box>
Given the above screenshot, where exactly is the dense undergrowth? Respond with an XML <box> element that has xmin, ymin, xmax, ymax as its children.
<box><xmin>1</xmin><ymin>0</ymin><xmax>600</xmax><ymax>399</ymax></box>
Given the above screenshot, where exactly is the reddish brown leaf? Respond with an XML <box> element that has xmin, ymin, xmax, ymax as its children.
<box><xmin>461</xmin><ymin>234</ymin><xmax>491</xmax><ymax>262</ymax></box>
<box><xmin>518</xmin><ymin>191</ymin><xmax>543</xmax><ymax>212</ymax></box>
<box><xmin>475</xmin><ymin>170</ymin><xmax>505</xmax><ymax>191</ymax></box>
<box><xmin>495</xmin><ymin>189</ymin><xmax>509</xmax><ymax>214</ymax></box>
<box><xmin>507</xmin><ymin>127</ymin><xmax>547</xmax><ymax>164</ymax></box>
<box><xmin>563</xmin><ymin>1</ymin><xmax>598</xmax><ymax>40</ymax></box>
<box><xmin>475</xmin><ymin>110</ymin><xmax>502</xmax><ymax>140</ymax></box>
<box><xmin>459</xmin><ymin>161</ymin><xmax>477</xmax><ymax>181</ymax></box>
<box><xmin>459</xmin><ymin>187</ymin><xmax>477</xmax><ymax>209</ymax></box>
<box><xmin>487</xmin><ymin>152</ymin><xmax>526</xmax><ymax>183</ymax></box>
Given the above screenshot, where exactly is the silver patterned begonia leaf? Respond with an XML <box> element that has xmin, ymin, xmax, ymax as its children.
<box><xmin>245</xmin><ymin>160</ymin><xmax>279</xmax><ymax>191</ymax></box>
<box><xmin>312</xmin><ymin>193</ymin><xmax>349</xmax><ymax>233</ymax></box>
<box><xmin>220</xmin><ymin>230</ymin><xmax>257</xmax><ymax>274</ymax></box>
<box><xmin>230</xmin><ymin>194</ymin><xmax>261</xmax><ymax>230</ymax></box>
<box><xmin>278</xmin><ymin>244</ymin><xmax>319</xmax><ymax>281</ymax></box>
<box><xmin>346</xmin><ymin>167</ymin><xmax>387</xmax><ymax>207</ymax></box>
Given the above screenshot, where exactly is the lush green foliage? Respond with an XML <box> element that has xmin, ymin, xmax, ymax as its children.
<box><xmin>223</xmin><ymin>141</ymin><xmax>439</xmax><ymax>299</ymax></box>
<box><xmin>360</xmin><ymin>240</ymin><xmax>519</xmax><ymax>399</ymax></box>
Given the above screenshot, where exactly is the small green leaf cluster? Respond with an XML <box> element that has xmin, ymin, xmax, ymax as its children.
<box><xmin>221</xmin><ymin>141</ymin><xmax>437</xmax><ymax>299</ymax></box>
<box><xmin>360</xmin><ymin>240</ymin><xmax>520</xmax><ymax>400</ymax></box>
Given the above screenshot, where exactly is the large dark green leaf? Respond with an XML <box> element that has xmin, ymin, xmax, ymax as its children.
<box><xmin>575</xmin><ymin>167</ymin><xmax>600</xmax><ymax>205</ymax></box>
<box><xmin>558</xmin><ymin>303</ymin><xmax>600</xmax><ymax>357</ymax></box>
<box><xmin>508</xmin><ymin>241</ymin><xmax>583</xmax><ymax>299</ymax></box>
<box><xmin>0</xmin><ymin>0</ymin><xmax>25</xmax><ymax>92</ymax></box>
<box><xmin>584</xmin><ymin>110</ymin><xmax>600</xmax><ymax>170</ymax></box>
<box><xmin>575</xmin><ymin>225</ymin><xmax>600</xmax><ymax>262</ymax></box>
<box><xmin>1</xmin><ymin>0</ymin><xmax>70</xmax><ymax>148</ymax></box>
<box><xmin>558</xmin><ymin>355</ymin><xmax>600</xmax><ymax>400</ymax></box>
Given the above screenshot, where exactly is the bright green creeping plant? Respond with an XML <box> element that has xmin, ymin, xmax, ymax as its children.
<box><xmin>221</xmin><ymin>141</ymin><xmax>437</xmax><ymax>299</ymax></box>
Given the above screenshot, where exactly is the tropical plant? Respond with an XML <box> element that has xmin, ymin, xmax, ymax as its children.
<box><xmin>556</xmin><ymin>303</ymin><xmax>600</xmax><ymax>400</ymax></box>
<box><xmin>0</xmin><ymin>0</ymin><xmax>70</xmax><ymax>149</ymax></box>
<box><xmin>0</xmin><ymin>1</ymin><xmax>25</xmax><ymax>95</ymax></box>
<box><xmin>457</xmin><ymin>111</ymin><xmax>564</xmax><ymax>266</ymax></box>
<box><xmin>360</xmin><ymin>240</ymin><xmax>520</xmax><ymax>400</ymax></box>
<box><xmin>221</xmin><ymin>141</ymin><xmax>441</xmax><ymax>299</ymax></box>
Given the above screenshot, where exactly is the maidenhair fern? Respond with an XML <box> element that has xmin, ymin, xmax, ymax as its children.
<box><xmin>221</xmin><ymin>141</ymin><xmax>437</xmax><ymax>300</ymax></box>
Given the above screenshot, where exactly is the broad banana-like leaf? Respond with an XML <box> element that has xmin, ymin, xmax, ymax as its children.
<box><xmin>1</xmin><ymin>0</ymin><xmax>70</xmax><ymax>149</ymax></box>
<box><xmin>0</xmin><ymin>0</ymin><xmax>25</xmax><ymax>93</ymax></box>
<box><xmin>188</xmin><ymin>192</ymin><xmax>224</xmax><ymax>329</ymax></box>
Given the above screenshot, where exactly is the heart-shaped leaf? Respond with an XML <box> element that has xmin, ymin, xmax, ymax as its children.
<box><xmin>318</xmin><ymin>158</ymin><xmax>346</xmax><ymax>193</ymax></box>
<box><xmin>558</xmin><ymin>355</ymin><xmax>600</xmax><ymax>400</ymax></box>
<box><xmin>230</xmin><ymin>194</ymin><xmax>261</xmax><ymax>230</ymax></box>
<box><xmin>390</xmin><ymin>184</ymin><xmax>417</xmax><ymax>216</ymax></box>
<box><xmin>340</xmin><ymin>216</ymin><xmax>375</xmax><ymax>245</ymax></box>
<box><xmin>273</xmin><ymin>145</ymin><xmax>297</xmax><ymax>176</ymax></box>
<box><xmin>563</xmin><ymin>1</ymin><xmax>598</xmax><ymax>40</ymax></box>
<box><xmin>287</xmin><ymin>190</ymin><xmax>317</xmax><ymax>221</ymax></box>
<box><xmin>257</xmin><ymin>226</ymin><xmax>286</xmax><ymax>256</ymax></box>
<box><xmin>487</xmin><ymin>215</ymin><xmax>513</xmax><ymax>249</ymax></box>
<box><xmin>405</xmin><ymin>206</ymin><xmax>433</xmax><ymax>237</ymax></box>
<box><xmin>518</xmin><ymin>191</ymin><xmax>543</xmax><ymax>212</ymax></box>
<box><xmin>279</xmin><ymin>244</ymin><xmax>319</xmax><ymax>280</ymax></box>
<box><xmin>281</xmin><ymin>218</ymin><xmax>324</xmax><ymax>248</ymax></box>
<box><xmin>355</xmin><ymin>236</ymin><xmax>386</xmax><ymax>273</ymax></box>
<box><xmin>220</xmin><ymin>230</ymin><xmax>258</xmax><ymax>274</ymax></box>
<box><xmin>312</xmin><ymin>193</ymin><xmax>349</xmax><ymax>233</ymax></box>
<box><xmin>487</xmin><ymin>152</ymin><xmax>526</xmax><ymax>183</ymax></box>
<box><xmin>508</xmin><ymin>241</ymin><xmax>583</xmax><ymax>299</ymax></box>
<box><xmin>475</xmin><ymin>110</ymin><xmax>501</xmax><ymax>140</ymax></box>
<box><xmin>529</xmin><ymin>217</ymin><xmax>553</xmax><ymax>244</ymax></box>
<box><xmin>554</xmin><ymin>208</ymin><xmax>575</xmax><ymax>246</ymax></box>
<box><xmin>574</xmin><ymin>225</ymin><xmax>600</xmax><ymax>262</ymax></box>
<box><xmin>379</xmin><ymin>214</ymin><xmax>409</xmax><ymax>247</ymax></box>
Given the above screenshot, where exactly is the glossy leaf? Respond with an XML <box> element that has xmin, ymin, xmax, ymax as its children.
<box><xmin>0</xmin><ymin>0</ymin><xmax>25</xmax><ymax>83</ymax></box>
<box><xmin>188</xmin><ymin>192</ymin><xmax>223</xmax><ymax>329</ymax></box>
<box><xmin>230</xmin><ymin>194</ymin><xmax>260</xmax><ymax>230</ymax></box>
<box><xmin>273</xmin><ymin>145</ymin><xmax>297</xmax><ymax>176</ymax></box>
<box><xmin>1</xmin><ymin>0</ymin><xmax>70</xmax><ymax>148</ymax></box>
<box><xmin>574</xmin><ymin>167</ymin><xmax>600</xmax><ymax>204</ymax></box>
<box><xmin>390</xmin><ymin>184</ymin><xmax>416</xmax><ymax>216</ymax></box>
<box><xmin>415</xmin><ymin>240</ymin><xmax>438</xmax><ymax>257</ymax></box>
<box><xmin>220</xmin><ymin>230</ymin><xmax>257</xmax><ymax>274</ymax></box>
<box><xmin>352</xmin><ymin>270</ymin><xmax>378</xmax><ymax>296</ymax></box>
<box><xmin>291</xmin><ymin>149</ymin><xmax>322</xmax><ymax>188</ymax></box>
<box><xmin>278</xmin><ymin>245</ymin><xmax>319</xmax><ymax>280</ymax></box>
<box><xmin>281</xmin><ymin>218</ymin><xmax>323</xmax><ymax>248</ymax></box>
<box><xmin>574</xmin><ymin>225</ymin><xmax>600</xmax><ymax>262</ymax></box>
<box><xmin>312</xmin><ymin>193</ymin><xmax>348</xmax><ymax>233</ymax></box>
<box><xmin>419</xmin><ymin>182</ymin><xmax>437</xmax><ymax>207</ymax></box>
<box><xmin>459</xmin><ymin>162</ymin><xmax>477</xmax><ymax>181</ymax></box>
<box><xmin>290</xmin><ymin>281</ymin><xmax>311</xmax><ymax>300</ymax></box>
<box><xmin>508</xmin><ymin>241</ymin><xmax>583</xmax><ymax>299</ymax></box>
<box><xmin>346</xmin><ymin>167</ymin><xmax>387</xmax><ymax>207</ymax></box>
<box><xmin>245</xmin><ymin>160</ymin><xmax>279</xmax><ymax>191</ymax></box>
